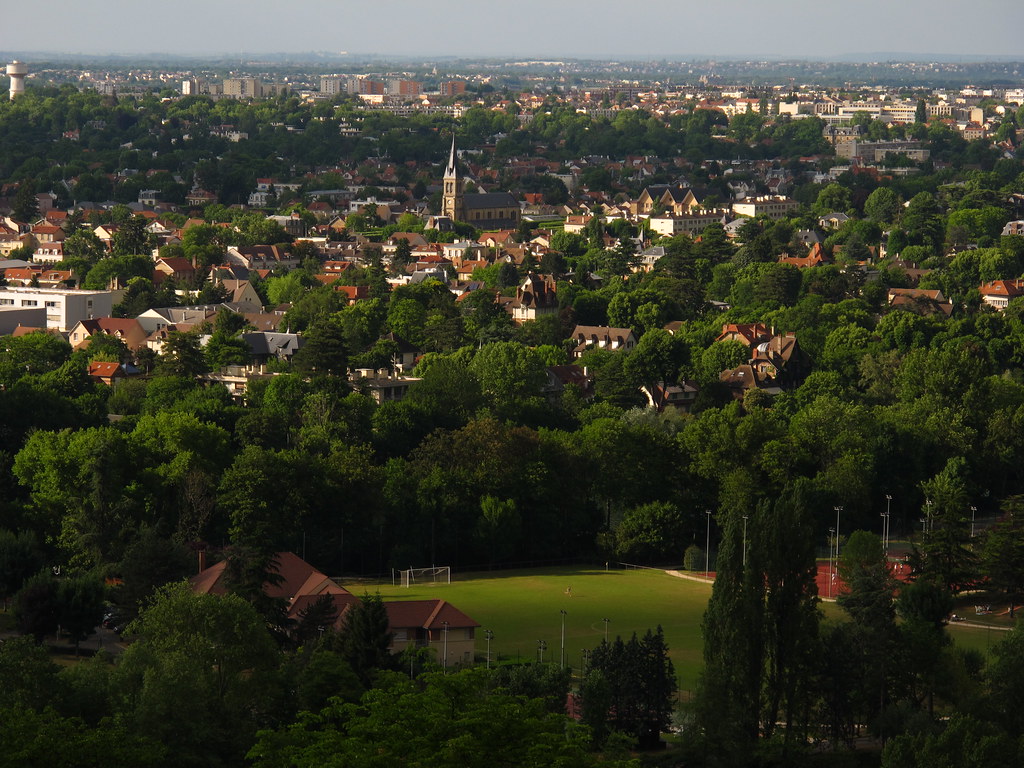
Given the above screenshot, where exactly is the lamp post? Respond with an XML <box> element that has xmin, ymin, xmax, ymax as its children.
<box><xmin>582</xmin><ymin>648</ymin><xmax>591</xmax><ymax>677</ymax></box>
<box><xmin>828</xmin><ymin>527</ymin><xmax>836</xmax><ymax>599</ymax></box>
<box><xmin>602</xmin><ymin>618</ymin><xmax>610</xmax><ymax>643</ymax></box>
<box><xmin>560</xmin><ymin>610</ymin><xmax>567</xmax><ymax>669</ymax></box>
<box><xmin>742</xmin><ymin>514</ymin><xmax>749</xmax><ymax>567</ymax></box>
<box><xmin>442</xmin><ymin>620</ymin><xmax>449</xmax><ymax>670</ymax></box>
<box><xmin>705</xmin><ymin>510</ymin><xmax>712</xmax><ymax>579</ymax></box>
<box><xmin>925</xmin><ymin>499</ymin><xmax>933</xmax><ymax>534</ymax></box>
<box><xmin>970</xmin><ymin>505</ymin><xmax>977</xmax><ymax>540</ymax></box>
<box><xmin>484</xmin><ymin>629</ymin><xmax>494</xmax><ymax>669</ymax></box>
<box><xmin>537</xmin><ymin>639</ymin><xmax>547</xmax><ymax>664</ymax></box>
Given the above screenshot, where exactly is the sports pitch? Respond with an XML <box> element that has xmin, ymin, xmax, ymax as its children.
<box><xmin>345</xmin><ymin>565</ymin><xmax>713</xmax><ymax>692</ymax></box>
<box><xmin>343</xmin><ymin>564</ymin><xmax>998</xmax><ymax>694</ymax></box>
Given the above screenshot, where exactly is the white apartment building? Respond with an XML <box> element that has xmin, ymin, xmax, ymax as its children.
<box><xmin>0</xmin><ymin>286</ymin><xmax>113</xmax><ymax>331</ymax></box>
<box><xmin>731</xmin><ymin>196</ymin><xmax>800</xmax><ymax>220</ymax></box>
<box><xmin>648</xmin><ymin>210</ymin><xmax>731</xmax><ymax>237</ymax></box>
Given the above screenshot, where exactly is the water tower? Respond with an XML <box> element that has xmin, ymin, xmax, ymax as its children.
<box><xmin>8</xmin><ymin>61</ymin><xmax>27</xmax><ymax>100</ymax></box>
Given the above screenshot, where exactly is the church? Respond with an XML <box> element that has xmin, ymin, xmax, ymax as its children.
<box><xmin>441</xmin><ymin>136</ymin><xmax>521</xmax><ymax>229</ymax></box>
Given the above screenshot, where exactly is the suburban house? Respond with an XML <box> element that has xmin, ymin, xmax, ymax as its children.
<box><xmin>631</xmin><ymin>185</ymin><xmax>700</xmax><ymax>216</ymax></box>
<box><xmin>86</xmin><ymin>360</ymin><xmax>129</xmax><ymax>386</ymax></box>
<box><xmin>571</xmin><ymin>325</ymin><xmax>638</xmax><ymax>358</ymax></box>
<box><xmin>716</xmin><ymin>322</ymin><xmax>772</xmax><ymax>348</ymax></box>
<box><xmin>68</xmin><ymin>317</ymin><xmax>149</xmax><ymax>351</ymax></box>
<box><xmin>749</xmin><ymin>333</ymin><xmax>810</xmax><ymax>389</ymax></box>
<box><xmin>979</xmin><ymin>280</ymin><xmax>1024</xmax><ymax>311</ymax></box>
<box><xmin>504</xmin><ymin>273</ymin><xmax>558</xmax><ymax>324</ymax></box>
<box><xmin>887</xmin><ymin>288</ymin><xmax>954</xmax><ymax>317</ymax></box>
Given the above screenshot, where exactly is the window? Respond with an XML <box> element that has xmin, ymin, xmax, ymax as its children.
<box><xmin>21</xmin><ymin>300</ymin><xmax>38</xmax><ymax>307</ymax></box>
<box><xmin>45</xmin><ymin>301</ymin><xmax>57</xmax><ymax>308</ymax></box>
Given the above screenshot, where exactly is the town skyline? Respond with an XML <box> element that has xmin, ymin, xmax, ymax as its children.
<box><xmin>4</xmin><ymin>0</ymin><xmax>1023</xmax><ymax>60</ymax></box>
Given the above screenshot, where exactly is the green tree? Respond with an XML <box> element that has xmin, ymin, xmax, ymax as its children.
<box><xmin>114</xmin><ymin>582</ymin><xmax>279</xmax><ymax>767</ymax></box>
<box><xmin>56</xmin><ymin>573</ymin><xmax>105</xmax><ymax>654</ymax></box>
<box><xmin>292</xmin><ymin>316</ymin><xmax>348</xmax><ymax>376</ymax></box>
<box><xmin>155</xmin><ymin>331</ymin><xmax>208</xmax><ymax>378</ymax></box>
<box><xmin>338</xmin><ymin>592</ymin><xmax>394</xmax><ymax>686</ymax></box>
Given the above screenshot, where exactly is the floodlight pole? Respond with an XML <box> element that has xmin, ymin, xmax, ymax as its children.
<box><xmin>884</xmin><ymin>494</ymin><xmax>892</xmax><ymax>552</ymax></box>
<box><xmin>602</xmin><ymin>618</ymin><xmax>610</xmax><ymax>644</ymax></box>
<box><xmin>970</xmin><ymin>505</ymin><xmax>977</xmax><ymax>540</ymax></box>
<box><xmin>442</xmin><ymin>620</ymin><xmax>449</xmax><ymax>670</ymax></box>
<box><xmin>484</xmin><ymin>629</ymin><xmax>493</xmax><ymax>669</ymax></box>
<box><xmin>705</xmin><ymin>510</ymin><xmax>712</xmax><ymax>579</ymax></box>
<box><xmin>537</xmin><ymin>639</ymin><xmax>547</xmax><ymax>664</ymax></box>
<box><xmin>742</xmin><ymin>515</ymin><xmax>749</xmax><ymax>567</ymax></box>
<box><xmin>560</xmin><ymin>610</ymin><xmax>567</xmax><ymax>669</ymax></box>
<box><xmin>828</xmin><ymin>527</ymin><xmax>836</xmax><ymax>599</ymax></box>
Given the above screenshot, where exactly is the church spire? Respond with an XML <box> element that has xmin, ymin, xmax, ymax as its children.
<box><xmin>444</xmin><ymin>134</ymin><xmax>458</xmax><ymax>179</ymax></box>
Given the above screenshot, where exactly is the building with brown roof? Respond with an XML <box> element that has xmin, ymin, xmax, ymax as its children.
<box><xmin>68</xmin><ymin>317</ymin><xmax>149</xmax><ymax>351</ymax></box>
<box><xmin>571</xmin><ymin>325</ymin><xmax>637</xmax><ymax>358</ymax></box>
<box><xmin>716</xmin><ymin>323</ymin><xmax>772</xmax><ymax>347</ymax></box>
<box><xmin>888</xmin><ymin>288</ymin><xmax>953</xmax><ymax>317</ymax></box>
<box><xmin>385</xmin><ymin>599</ymin><xmax>479</xmax><ymax>667</ymax></box>
<box><xmin>979</xmin><ymin>280</ymin><xmax>1024</xmax><ymax>311</ymax></box>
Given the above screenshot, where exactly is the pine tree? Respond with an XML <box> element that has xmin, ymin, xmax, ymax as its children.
<box><xmin>339</xmin><ymin>592</ymin><xmax>394</xmax><ymax>685</ymax></box>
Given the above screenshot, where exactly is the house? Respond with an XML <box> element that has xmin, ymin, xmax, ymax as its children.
<box><xmin>571</xmin><ymin>325</ymin><xmax>637</xmax><ymax>358</ymax></box>
<box><xmin>642</xmin><ymin>380</ymin><xmax>699</xmax><ymax>411</ymax></box>
<box><xmin>720</xmin><ymin>364</ymin><xmax>782</xmax><ymax>398</ymax></box>
<box><xmin>979</xmin><ymin>280</ymin><xmax>1024</xmax><ymax>311</ymax></box>
<box><xmin>716</xmin><ymin>323</ymin><xmax>772</xmax><ymax>347</ymax></box>
<box><xmin>1001</xmin><ymin>221</ymin><xmax>1024</xmax><ymax>237</ymax></box>
<box><xmin>153</xmin><ymin>257</ymin><xmax>198</xmax><ymax>287</ymax></box>
<box><xmin>350</xmin><ymin>369</ymin><xmax>422</xmax><ymax>403</ymax></box>
<box><xmin>87</xmin><ymin>360</ymin><xmax>128</xmax><ymax>386</ymax></box>
<box><xmin>545</xmin><ymin>364</ymin><xmax>595</xmax><ymax>400</ymax></box>
<box><xmin>818</xmin><ymin>212</ymin><xmax>850</xmax><ymax>230</ymax></box>
<box><xmin>386</xmin><ymin>599</ymin><xmax>479</xmax><ymax>666</ymax></box>
<box><xmin>226</xmin><ymin>245</ymin><xmax>298</xmax><ymax>271</ymax></box>
<box><xmin>632</xmin><ymin>185</ymin><xmax>700</xmax><ymax>216</ymax></box>
<box><xmin>505</xmin><ymin>273</ymin><xmax>558</xmax><ymax>324</ymax></box>
<box><xmin>888</xmin><ymin>288</ymin><xmax>954</xmax><ymax>316</ymax></box>
<box><xmin>68</xmin><ymin>317</ymin><xmax>149</xmax><ymax>350</ymax></box>
<box><xmin>750</xmin><ymin>333</ymin><xmax>810</xmax><ymax>388</ymax></box>
<box><xmin>191</xmin><ymin>551</ymin><xmax>359</xmax><ymax>633</ymax></box>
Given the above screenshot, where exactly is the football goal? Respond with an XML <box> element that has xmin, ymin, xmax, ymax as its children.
<box><xmin>400</xmin><ymin>566</ymin><xmax>451</xmax><ymax>588</ymax></box>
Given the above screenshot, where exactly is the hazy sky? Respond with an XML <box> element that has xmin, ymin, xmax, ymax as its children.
<box><xmin>3</xmin><ymin>0</ymin><xmax>1022</xmax><ymax>60</ymax></box>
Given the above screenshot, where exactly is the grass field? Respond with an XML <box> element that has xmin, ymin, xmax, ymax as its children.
<box><xmin>343</xmin><ymin>565</ymin><xmax>713</xmax><ymax>693</ymax></box>
<box><xmin>341</xmin><ymin>565</ymin><xmax>1007</xmax><ymax>694</ymax></box>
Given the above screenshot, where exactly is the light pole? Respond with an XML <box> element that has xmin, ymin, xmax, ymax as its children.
<box><xmin>970</xmin><ymin>505</ymin><xmax>977</xmax><ymax>540</ymax></box>
<box><xmin>560</xmin><ymin>610</ymin><xmax>567</xmax><ymax>669</ymax></box>
<box><xmin>925</xmin><ymin>499</ymin><xmax>933</xmax><ymax>534</ymax></box>
<box><xmin>537</xmin><ymin>639</ymin><xmax>547</xmax><ymax>664</ymax></box>
<box><xmin>884</xmin><ymin>494</ymin><xmax>892</xmax><ymax>552</ymax></box>
<box><xmin>742</xmin><ymin>514</ymin><xmax>749</xmax><ymax>567</ymax></box>
<box><xmin>582</xmin><ymin>648</ymin><xmax>591</xmax><ymax>677</ymax></box>
<box><xmin>705</xmin><ymin>510</ymin><xmax>712</xmax><ymax>579</ymax></box>
<box><xmin>834</xmin><ymin>506</ymin><xmax>843</xmax><ymax>560</ymax></box>
<box><xmin>602</xmin><ymin>618</ymin><xmax>610</xmax><ymax>643</ymax></box>
<box><xmin>828</xmin><ymin>527</ymin><xmax>836</xmax><ymax>599</ymax></box>
<box><xmin>442</xmin><ymin>620</ymin><xmax>449</xmax><ymax>670</ymax></box>
<box><xmin>484</xmin><ymin>629</ymin><xmax>494</xmax><ymax>669</ymax></box>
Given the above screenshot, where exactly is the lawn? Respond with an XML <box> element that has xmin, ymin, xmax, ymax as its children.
<box><xmin>343</xmin><ymin>565</ymin><xmax>713</xmax><ymax>693</ymax></box>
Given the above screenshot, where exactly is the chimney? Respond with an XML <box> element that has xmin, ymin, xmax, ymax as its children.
<box><xmin>198</xmin><ymin>549</ymin><xmax>207</xmax><ymax>574</ymax></box>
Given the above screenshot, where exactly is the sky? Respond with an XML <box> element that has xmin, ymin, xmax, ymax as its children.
<box><xmin>2</xmin><ymin>0</ymin><xmax>1023</xmax><ymax>61</ymax></box>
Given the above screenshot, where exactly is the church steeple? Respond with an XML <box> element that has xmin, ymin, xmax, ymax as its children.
<box><xmin>445</xmin><ymin>134</ymin><xmax>458</xmax><ymax>179</ymax></box>
<box><xmin>442</xmin><ymin>134</ymin><xmax>464</xmax><ymax>222</ymax></box>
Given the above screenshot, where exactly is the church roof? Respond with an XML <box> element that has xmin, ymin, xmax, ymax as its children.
<box><xmin>464</xmin><ymin>192</ymin><xmax>518</xmax><ymax>208</ymax></box>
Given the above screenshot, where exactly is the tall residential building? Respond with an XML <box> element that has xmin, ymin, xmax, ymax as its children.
<box><xmin>223</xmin><ymin>78</ymin><xmax>263</xmax><ymax>99</ymax></box>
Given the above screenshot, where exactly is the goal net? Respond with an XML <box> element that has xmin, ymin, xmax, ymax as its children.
<box><xmin>400</xmin><ymin>566</ymin><xmax>451</xmax><ymax>588</ymax></box>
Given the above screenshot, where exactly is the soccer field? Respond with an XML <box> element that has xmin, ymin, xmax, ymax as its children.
<box><xmin>343</xmin><ymin>565</ymin><xmax>713</xmax><ymax>693</ymax></box>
